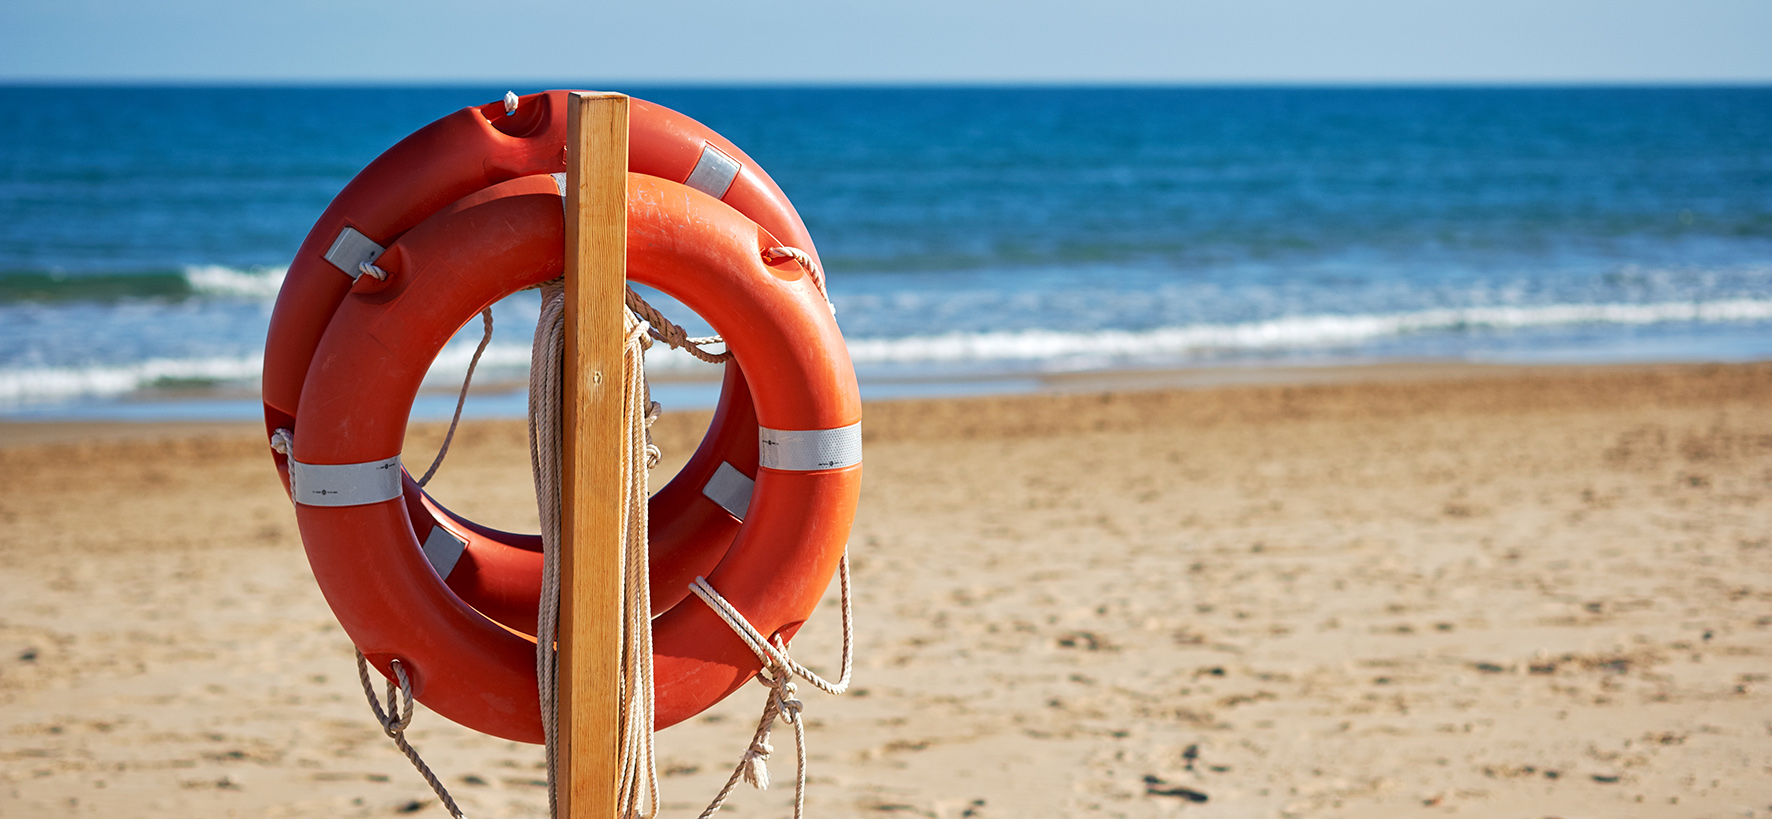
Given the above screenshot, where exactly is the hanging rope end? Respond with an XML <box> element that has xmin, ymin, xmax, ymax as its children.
<box><xmin>739</xmin><ymin>740</ymin><xmax>773</xmax><ymax>790</ymax></box>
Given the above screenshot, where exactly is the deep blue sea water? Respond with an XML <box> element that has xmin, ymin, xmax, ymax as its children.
<box><xmin>1</xmin><ymin>85</ymin><xmax>1769</xmax><ymax>418</ymax></box>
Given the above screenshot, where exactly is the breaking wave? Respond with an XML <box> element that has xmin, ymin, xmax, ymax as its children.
<box><xmin>0</xmin><ymin>265</ymin><xmax>287</xmax><ymax>303</ymax></box>
<box><xmin>4</xmin><ymin>297</ymin><xmax>1769</xmax><ymax>408</ymax></box>
<box><xmin>844</xmin><ymin>299</ymin><xmax>1772</xmax><ymax>365</ymax></box>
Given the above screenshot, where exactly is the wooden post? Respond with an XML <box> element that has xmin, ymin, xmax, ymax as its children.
<box><xmin>558</xmin><ymin>91</ymin><xmax>630</xmax><ymax>819</ymax></box>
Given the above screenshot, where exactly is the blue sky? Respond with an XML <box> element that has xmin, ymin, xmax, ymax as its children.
<box><xmin>3</xmin><ymin>0</ymin><xmax>1769</xmax><ymax>84</ymax></box>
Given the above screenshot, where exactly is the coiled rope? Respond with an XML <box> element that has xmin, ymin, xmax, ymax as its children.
<box><xmin>531</xmin><ymin>281</ymin><xmax>661</xmax><ymax>818</ymax></box>
<box><xmin>530</xmin><ymin>280</ymin><xmax>571</xmax><ymax>816</ymax></box>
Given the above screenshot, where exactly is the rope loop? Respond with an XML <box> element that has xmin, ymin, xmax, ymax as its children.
<box><xmin>357</xmin><ymin>261</ymin><xmax>389</xmax><ymax>282</ymax></box>
<box><xmin>355</xmin><ymin>651</ymin><xmax>465</xmax><ymax>818</ymax></box>
<box><xmin>761</xmin><ymin>246</ymin><xmax>834</xmax><ymax>316</ymax></box>
<box><xmin>690</xmin><ymin>553</ymin><xmax>854</xmax><ymax>819</ymax></box>
<box><xmin>383</xmin><ymin>659</ymin><xmax>416</xmax><ymax>736</ymax></box>
<box><xmin>688</xmin><ymin>551</ymin><xmax>854</xmax><ymax>697</ymax></box>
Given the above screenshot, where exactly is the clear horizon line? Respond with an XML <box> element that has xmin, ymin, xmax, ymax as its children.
<box><xmin>3</xmin><ymin>77</ymin><xmax>1770</xmax><ymax>90</ymax></box>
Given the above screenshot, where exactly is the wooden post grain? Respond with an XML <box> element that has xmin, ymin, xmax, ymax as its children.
<box><xmin>559</xmin><ymin>91</ymin><xmax>629</xmax><ymax>819</ymax></box>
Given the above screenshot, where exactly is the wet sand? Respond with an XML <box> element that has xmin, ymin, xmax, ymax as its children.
<box><xmin>2</xmin><ymin>362</ymin><xmax>1769</xmax><ymax>817</ymax></box>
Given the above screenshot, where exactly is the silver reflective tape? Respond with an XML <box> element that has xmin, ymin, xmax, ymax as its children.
<box><xmin>289</xmin><ymin>456</ymin><xmax>403</xmax><ymax>507</ymax></box>
<box><xmin>551</xmin><ymin>171</ymin><xmax>567</xmax><ymax>198</ymax></box>
<box><xmin>759</xmin><ymin>423</ymin><xmax>862</xmax><ymax>472</ymax></box>
<box><xmin>702</xmin><ymin>461</ymin><xmax>755</xmax><ymax>520</ymax></box>
<box><xmin>683</xmin><ymin>144</ymin><xmax>741</xmax><ymax>199</ymax></box>
<box><xmin>421</xmin><ymin>525</ymin><xmax>467</xmax><ymax>579</ymax></box>
<box><xmin>323</xmin><ymin>226</ymin><xmax>385</xmax><ymax>279</ymax></box>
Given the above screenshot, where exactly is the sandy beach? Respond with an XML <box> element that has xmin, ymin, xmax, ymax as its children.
<box><xmin>2</xmin><ymin>362</ymin><xmax>1769</xmax><ymax>818</ymax></box>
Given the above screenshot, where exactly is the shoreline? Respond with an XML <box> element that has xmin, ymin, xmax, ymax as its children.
<box><xmin>3</xmin><ymin>357</ymin><xmax>1765</xmax><ymax>443</ymax></box>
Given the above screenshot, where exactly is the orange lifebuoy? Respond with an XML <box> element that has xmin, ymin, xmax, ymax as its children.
<box><xmin>262</xmin><ymin>93</ymin><xmax>861</xmax><ymax>743</ymax></box>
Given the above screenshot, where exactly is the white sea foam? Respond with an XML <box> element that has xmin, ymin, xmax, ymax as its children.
<box><xmin>182</xmin><ymin>265</ymin><xmax>287</xmax><ymax>299</ymax></box>
<box><xmin>3</xmin><ymin>297</ymin><xmax>1768</xmax><ymax>407</ymax></box>
<box><xmin>0</xmin><ymin>354</ymin><xmax>267</xmax><ymax>405</ymax></box>
<box><xmin>843</xmin><ymin>298</ymin><xmax>1772</xmax><ymax>365</ymax></box>
<box><xmin>0</xmin><ymin>342</ymin><xmax>701</xmax><ymax>407</ymax></box>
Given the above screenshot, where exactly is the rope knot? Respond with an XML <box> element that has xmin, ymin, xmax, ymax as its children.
<box><xmin>627</xmin><ymin>317</ymin><xmax>654</xmax><ymax>351</ymax></box>
<box><xmin>768</xmin><ymin>672</ymin><xmax>803</xmax><ymax>724</ymax></box>
<box><xmin>625</xmin><ymin>287</ymin><xmax>732</xmax><ymax>364</ymax></box>
<box><xmin>776</xmin><ymin>693</ymin><xmax>804</xmax><ymax>725</ymax></box>
<box><xmin>685</xmin><ymin>556</ymin><xmax>854</xmax><ymax>818</ymax></box>
<box><xmin>357</xmin><ymin>261</ymin><xmax>388</xmax><ymax>281</ymax></box>
<box><xmin>269</xmin><ymin>428</ymin><xmax>293</xmax><ymax>456</ymax></box>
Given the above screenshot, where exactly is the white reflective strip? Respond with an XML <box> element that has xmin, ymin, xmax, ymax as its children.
<box><xmin>683</xmin><ymin>144</ymin><xmax>741</xmax><ymax>199</ymax></box>
<box><xmin>702</xmin><ymin>461</ymin><xmax>755</xmax><ymax>520</ymax></box>
<box><xmin>289</xmin><ymin>456</ymin><xmax>403</xmax><ymax>507</ymax></box>
<box><xmin>323</xmin><ymin>226</ymin><xmax>385</xmax><ymax>279</ymax></box>
<box><xmin>422</xmin><ymin>525</ymin><xmax>467</xmax><ymax>579</ymax></box>
<box><xmin>551</xmin><ymin>171</ymin><xmax>567</xmax><ymax>198</ymax></box>
<box><xmin>759</xmin><ymin>424</ymin><xmax>862</xmax><ymax>471</ymax></box>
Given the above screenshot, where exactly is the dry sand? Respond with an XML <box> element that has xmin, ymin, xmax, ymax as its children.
<box><xmin>1</xmin><ymin>362</ymin><xmax>1769</xmax><ymax>818</ymax></box>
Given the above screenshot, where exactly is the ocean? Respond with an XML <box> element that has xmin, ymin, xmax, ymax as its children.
<box><xmin>2</xmin><ymin>85</ymin><xmax>1769</xmax><ymax>419</ymax></box>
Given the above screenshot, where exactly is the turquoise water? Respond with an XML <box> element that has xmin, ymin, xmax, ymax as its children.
<box><xmin>2</xmin><ymin>85</ymin><xmax>1769</xmax><ymax>417</ymax></box>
